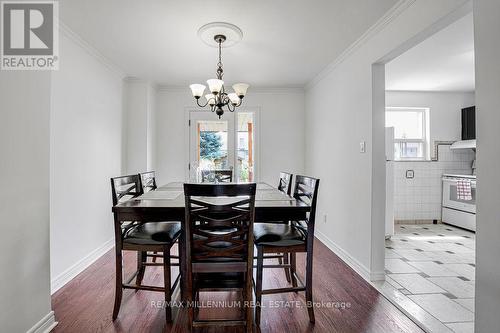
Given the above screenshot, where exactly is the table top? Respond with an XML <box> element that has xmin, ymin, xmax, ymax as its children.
<box><xmin>112</xmin><ymin>182</ymin><xmax>310</xmax><ymax>211</ymax></box>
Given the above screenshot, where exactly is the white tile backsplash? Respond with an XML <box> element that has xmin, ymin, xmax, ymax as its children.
<box><xmin>393</xmin><ymin>145</ymin><xmax>475</xmax><ymax>221</ymax></box>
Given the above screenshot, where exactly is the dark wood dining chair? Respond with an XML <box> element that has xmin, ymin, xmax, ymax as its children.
<box><xmin>111</xmin><ymin>174</ymin><xmax>181</xmax><ymax>322</ymax></box>
<box><xmin>278</xmin><ymin>172</ymin><xmax>293</xmax><ymax>195</ymax></box>
<box><xmin>183</xmin><ymin>183</ymin><xmax>256</xmax><ymax>332</ymax></box>
<box><xmin>139</xmin><ymin>171</ymin><xmax>163</xmax><ymax>262</ymax></box>
<box><xmin>275</xmin><ymin>172</ymin><xmax>293</xmax><ymax>281</ymax></box>
<box><xmin>139</xmin><ymin>171</ymin><xmax>157</xmax><ymax>192</ymax></box>
<box><xmin>253</xmin><ymin>175</ymin><xmax>320</xmax><ymax>325</ymax></box>
<box><xmin>201</xmin><ymin>169</ymin><xmax>233</xmax><ymax>183</ymax></box>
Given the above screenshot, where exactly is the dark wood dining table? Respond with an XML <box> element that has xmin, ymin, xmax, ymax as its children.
<box><xmin>111</xmin><ymin>181</ymin><xmax>310</xmax><ymax>299</ymax></box>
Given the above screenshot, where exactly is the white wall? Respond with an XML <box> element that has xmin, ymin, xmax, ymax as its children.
<box><xmin>154</xmin><ymin>88</ymin><xmax>305</xmax><ymax>185</ymax></box>
<box><xmin>387</xmin><ymin>91</ymin><xmax>475</xmax><ymax>221</ymax></box>
<box><xmin>123</xmin><ymin>79</ymin><xmax>156</xmax><ymax>174</ymax></box>
<box><xmin>50</xmin><ymin>31</ymin><xmax>124</xmax><ymax>292</ymax></box>
<box><xmin>473</xmin><ymin>0</ymin><xmax>500</xmax><ymax>331</ymax></box>
<box><xmin>0</xmin><ymin>71</ymin><xmax>55</xmax><ymax>331</ymax></box>
<box><xmin>305</xmin><ymin>0</ymin><xmax>471</xmax><ymax>280</ymax></box>
<box><xmin>386</xmin><ymin>90</ymin><xmax>475</xmax><ymax>144</ymax></box>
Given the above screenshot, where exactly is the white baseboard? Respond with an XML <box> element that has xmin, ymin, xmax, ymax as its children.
<box><xmin>370</xmin><ymin>270</ymin><xmax>386</xmax><ymax>281</ymax></box>
<box><xmin>51</xmin><ymin>238</ymin><xmax>114</xmax><ymax>294</ymax></box>
<box><xmin>27</xmin><ymin>311</ymin><xmax>58</xmax><ymax>333</ymax></box>
<box><xmin>315</xmin><ymin>230</ymin><xmax>375</xmax><ymax>282</ymax></box>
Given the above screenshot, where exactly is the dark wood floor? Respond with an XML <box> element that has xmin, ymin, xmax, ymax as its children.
<box><xmin>52</xmin><ymin>239</ymin><xmax>422</xmax><ymax>333</ymax></box>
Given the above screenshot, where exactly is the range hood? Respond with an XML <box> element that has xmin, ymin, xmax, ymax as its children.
<box><xmin>450</xmin><ymin>139</ymin><xmax>476</xmax><ymax>150</ymax></box>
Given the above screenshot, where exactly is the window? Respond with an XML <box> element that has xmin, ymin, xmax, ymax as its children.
<box><xmin>386</xmin><ymin>107</ymin><xmax>430</xmax><ymax>160</ymax></box>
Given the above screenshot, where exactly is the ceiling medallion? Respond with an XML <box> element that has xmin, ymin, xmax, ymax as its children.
<box><xmin>189</xmin><ymin>22</ymin><xmax>249</xmax><ymax>119</ymax></box>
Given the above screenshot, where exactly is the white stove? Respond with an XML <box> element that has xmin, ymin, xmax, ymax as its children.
<box><xmin>442</xmin><ymin>174</ymin><xmax>476</xmax><ymax>231</ymax></box>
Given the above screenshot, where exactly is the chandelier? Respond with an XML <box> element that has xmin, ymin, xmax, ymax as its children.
<box><xmin>189</xmin><ymin>32</ymin><xmax>249</xmax><ymax>119</ymax></box>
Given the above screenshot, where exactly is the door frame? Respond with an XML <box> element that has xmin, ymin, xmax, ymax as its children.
<box><xmin>370</xmin><ymin>2</ymin><xmax>473</xmax><ymax>280</ymax></box>
<box><xmin>183</xmin><ymin>107</ymin><xmax>261</xmax><ymax>182</ymax></box>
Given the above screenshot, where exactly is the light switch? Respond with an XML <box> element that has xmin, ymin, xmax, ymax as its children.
<box><xmin>360</xmin><ymin>141</ymin><xmax>366</xmax><ymax>153</ymax></box>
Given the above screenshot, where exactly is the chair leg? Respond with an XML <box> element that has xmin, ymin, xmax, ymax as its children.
<box><xmin>283</xmin><ymin>252</ymin><xmax>291</xmax><ymax>283</ymax></box>
<box><xmin>187</xmin><ymin>293</ymin><xmax>194</xmax><ymax>332</ymax></box>
<box><xmin>152</xmin><ymin>251</ymin><xmax>157</xmax><ymax>263</ymax></box>
<box><xmin>136</xmin><ymin>251</ymin><xmax>146</xmax><ymax>289</ymax></box>
<box><xmin>194</xmin><ymin>290</ymin><xmax>200</xmax><ymax>319</ymax></box>
<box><xmin>163</xmin><ymin>249</ymin><xmax>172</xmax><ymax>322</ymax></box>
<box><xmin>244</xmin><ymin>265</ymin><xmax>254</xmax><ymax>333</ymax></box>
<box><xmin>305</xmin><ymin>251</ymin><xmax>315</xmax><ymax>323</ymax></box>
<box><xmin>112</xmin><ymin>248</ymin><xmax>123</xmax><ymax>320</ymax></box>
<box><xmin>255</xmin><ymin>246</ymin><xmax>264</xmax><ymax>326</ymax></box>
<box><xmin>290</xmin><ymin>252</ymin><xmax>298</xmax><ymax>290</ymax></box>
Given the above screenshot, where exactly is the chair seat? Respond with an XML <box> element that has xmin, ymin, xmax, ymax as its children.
<box><xmin>253</xmin><ymin>223</ymin><xmax>306</xmax><ymax>247</ymax></box>
<box><xmin>124</xmin><ymin>222</ymin><xmax>181</xmax><ymax>245</ymax></box>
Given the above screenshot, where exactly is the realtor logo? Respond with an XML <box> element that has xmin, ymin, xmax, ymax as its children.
<box><xmin>1</xmin><ymin>1</ymin><xmax>59</xmax><ymax>70</ymax></box>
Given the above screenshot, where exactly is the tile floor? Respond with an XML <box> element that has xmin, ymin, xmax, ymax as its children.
<box><xmin>374</xmin><ymin>223</ymin><xmax>475</xmax><ymax>333</ymax></box>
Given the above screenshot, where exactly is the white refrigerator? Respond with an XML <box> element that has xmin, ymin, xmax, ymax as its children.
<box><xmin>385</xmin><ymin>127</ymin><xmax>395</xmax><ymax>239</ymax></box>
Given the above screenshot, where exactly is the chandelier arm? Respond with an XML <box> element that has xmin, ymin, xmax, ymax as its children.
<box><xmin>196</xmin><ymin>98</ymin><xmax>210</xmax><ymax>108</ymax></box>
<box><xmin>221</xmin><ymin>93</ymin><xmax>230</xmax><ymax>105</ymax></box>
<box><xmin>227</xmin><ymin>103</ymin><xmax>235</xmax><ymax>112</ymax></box>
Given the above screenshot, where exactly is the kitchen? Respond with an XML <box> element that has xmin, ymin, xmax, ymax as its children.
<box><xmin>379</xmin><ymin>13</ymin><xmax>477</xmax><ymax>333</ymax></box>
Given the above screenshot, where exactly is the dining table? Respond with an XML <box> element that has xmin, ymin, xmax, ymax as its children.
<box><xmin>111</xmin><ymin>181</ymin><xmax>311</xmax><ymax>300</ymax></box>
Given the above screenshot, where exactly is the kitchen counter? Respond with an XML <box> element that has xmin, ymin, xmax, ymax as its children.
<box><xmin>443</xmin><ymin>173</ymin><xmax>476</xmax><ymax>179</ymax></box>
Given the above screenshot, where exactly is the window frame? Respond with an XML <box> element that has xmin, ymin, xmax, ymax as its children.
<box><xmin>386</xmin><ymin>107</ymin><xmax>430</xmax><ymax>161</ymax></box>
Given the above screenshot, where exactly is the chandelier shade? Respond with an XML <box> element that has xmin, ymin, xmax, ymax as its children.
<box><xmin>189</xmin><ymin>84</ymin><xmax>206</xmax><ymax>99</ymax></box>
<box><xmin>206</xmin><ymin>79</ymin><xmax>224</xmax><ymax>95</ymax></box>
<box><xmin>188</xmin><ymin>25</ymin><xmax>249</xmax><ymax>119</ymax></box>
<box><xmin>227</xmin><ymin>93</ymin><xmax>240</xmax><ymax>105</ymax></box>
<box><xmin>205</xmin><ymin>94</ymin><xmax>216</xmax><ymax>106</ymax></box>
<box><xmin>232</xmin><ymin>83</ymin><xmax>249</xmax><ymax>98</ymax></box>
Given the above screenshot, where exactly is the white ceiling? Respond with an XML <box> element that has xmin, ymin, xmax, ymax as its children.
<box><xmin>386</xmin><ymin>13</ymin><xmax>475</xmax><ymax>92</ymax></box>
<box><xmin>59</xmin><ymin>0</ymin><xmax>397</xmax><ymax>87</ymax></box>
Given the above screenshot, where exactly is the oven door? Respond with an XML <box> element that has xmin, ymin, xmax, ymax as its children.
<box><xmin>442</xmin><ymin>177</ymin><xmax>476</xmax><ymax>213</ymax></box>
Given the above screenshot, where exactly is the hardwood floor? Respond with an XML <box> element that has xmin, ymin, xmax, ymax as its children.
<box><xmin>52</xmin><ymin>239</ymin><xmax>423</xmax><ymax>333</ymax></box>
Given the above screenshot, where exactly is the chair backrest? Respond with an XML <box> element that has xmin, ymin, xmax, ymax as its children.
<box><xmin>201</xmin><ymin>170</ymin><xmax>233</xmax><ymax>183</ymax></box>
<box><xmin>139</xmin><ymin>171</ymin><xmax>157</xmax><ymax>192</ymax></box>
<box><xmin>278</xmin><ymin>172</ymin><xmax>293</xmax><ymax>195</ymax></box>
<box><xmin>110</xmin><ymin>174</ymin><xmax>143</xmax><ymax>206</ymax></box>
<box><xmin>183</xmin><ymin>183</ymin><xmax>256</xmax><ymax>273</ymax></box>
<box><xmin>293</xmin><ymin>175</ymin><xmax>320</xmax><ymax>230</ymax></box>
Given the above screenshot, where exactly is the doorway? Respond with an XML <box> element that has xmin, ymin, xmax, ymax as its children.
<box><xmin>188</xmin><ymin>110</ymin><xmax>257</xmax><ymax>183</ymax></box>
<box><xmin>371</xmin><ymin>6</ymin><xmax>476</xmax><ymax>333</ymax></box>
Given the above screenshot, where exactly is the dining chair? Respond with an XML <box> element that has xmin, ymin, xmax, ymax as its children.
<box><xmin>139</xmin><ymin>171</ymin><xmax>157</xmax><ymax>192</ymax></box>
<box><xmin>200</xmin><ymin>169</ymin><xmax>233</xmax><ymax>183</ymax></box>
<box><xmin>183</xmin><ymin>183</ymin><xmax>256</xmax><ymax>332</ymax></box>
<box><xmin>110</xmin><ymin>174</ymin><xmax>181</xmax><ymax>322</ymax></box>
<box><xmin>253</xmin><ymin>175</ymin><xmax>320</xmax><ymax>325</ymax></box>
<box><xmin>275</xmin><ymin>172</ymin><xmax>293</xmax><ymax>282</ymax></box>
<box><xmin>278</xmin><ymin>172</ymin><xmax>293</xmax><ymax>195</ymax></box>
<box><xmin>139</xmin><ymin>171</ymin><xmax>163</xmax><ymax>263</ymax></box>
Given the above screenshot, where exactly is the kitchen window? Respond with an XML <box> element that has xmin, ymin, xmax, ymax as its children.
<box><xmin>386</xmin><ymin>107</ymin><xmax>430</xmax><ymax>161</ymax></box>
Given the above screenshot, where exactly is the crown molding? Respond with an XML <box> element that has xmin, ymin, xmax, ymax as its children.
<box><xmin>155</xmin><ymin>85</ymin><xmax>304</xmax><ymax>94</ymax></box>
<box><xmin>386</xmin><ymin>89</ymin><xmax>475</xmax><ymax>94</ymax></box>
<box><xmin>58</xmin><ymin>20</ymin><xmax>127</xmax><ymax>79</ymax></box>
<box><xmin>305</xmin><ymin>0</ymin><xmax>416</xmax><ymax>91</ymax></box>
